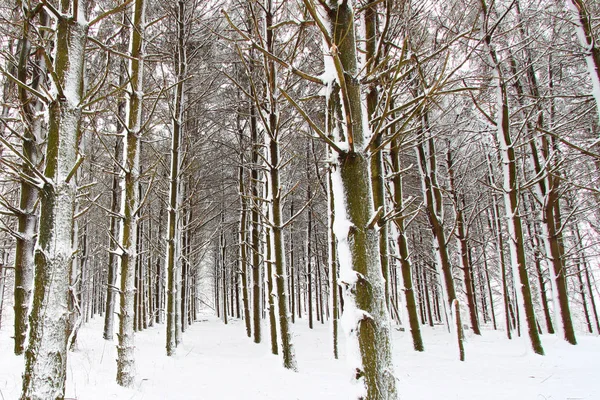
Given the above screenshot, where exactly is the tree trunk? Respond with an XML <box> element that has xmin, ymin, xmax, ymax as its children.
<box><xmin>416</xmin><ymin>134</ymin><xmax>464</xmax><ymax>361</ymax></box>
<box><xmin>104</xmin><ymin>139</ymin><xmax>122</xmax><ymax>340</ymax></box>
<box><xmin>166</xmin><ymin>0</ymin><xmax>187</xmax><ymax>356</ymax></box>
<box><xmin>309</xmin><ymin>1</ymin><xmax>398</xmax><ymax>396</ymax></box>
<box><xmin>390</xmin><ymin>136</ymin><xmax>423</xmax><ymax>351</ymax></box>
<box><xmin>238</xmin><ymin>126</ymin><xmax>252</xmax><ymax>337</ymax></box>
<box><xmin>447</xmin><ymin>147</ymin><xmax>480</xmax><ymax>335</ymax></box>
<box><xmin>116</xmin><ymin>0</ymin><xmax>146</xmax><ymax>386</ymax></box>
<box><xmin>21</xmin><ymin>2</ymin><xmax>88</xmax><ymax>398</ymax></box>
<box><xmin>480</xmin><ymin>0</ymin><xmax>543</xmax><ymax>354</ymax></box>
<box><xmin>13</xmin><ymin>5</ymin><xmax>47</xmax><ymax>356</ymax></box>
<box><xmin>250</xmin><ymin>99</ymin><xmax>262</xmax><ymax>344</ymax></box>
<box><xmin>365</xmin><ymin>0</ymin><xmax>390</xmax><ymax>312</ymax></box>
<box><xmin>264</xmin><ymin>1</ymin><xmax>296</xmax><ymax>369</ymax></box>
<box><xmin>566</xmin><ymin>0</ymin><xmax>600</xmax><ymax>125</ymax></box>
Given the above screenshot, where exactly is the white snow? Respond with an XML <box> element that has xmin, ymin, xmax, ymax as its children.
<box><xmin>1</xmin><ymin>312</ymin><xmax>598</xmax><ymax>399</ymax></box>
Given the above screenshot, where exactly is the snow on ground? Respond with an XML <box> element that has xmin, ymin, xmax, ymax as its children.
<box><xmin>1</xmin><ymin>314</ymin><xmax>598</xmax><ymax>399</ymax></box>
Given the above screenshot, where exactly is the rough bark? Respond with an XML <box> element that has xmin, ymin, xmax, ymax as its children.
<box><xmin>21</xmin><ymin>2</ymin><xmax>88</xmax><ymax>398</ymax></box>
<box><xmin>13</xmin><ymin>5</ymin><xmax>47</xmax><ymax>356</ymax></box>
<box><xmin>116</xmin><ymin>0</ymin><xmax>146</xmax><ymax>386</ymax></box>
<box><xmin>307</xmin><ymin>1</ymin><xmax>398</xmax><ymax>397</ymax></box>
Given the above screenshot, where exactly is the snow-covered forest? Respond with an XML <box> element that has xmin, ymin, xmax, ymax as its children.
<box><xmin>0</xmin><ymin>0</ymin><xmax>599</xmax><ymax>399</ymax></box>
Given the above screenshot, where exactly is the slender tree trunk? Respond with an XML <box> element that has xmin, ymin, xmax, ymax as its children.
<box><xmin>447</xmin><ymin>147</ymin><xmax>480</xmax><ymax>335</ymax></box>
<box><xmin>13</xmin><ymin>6</ymin><xmax>47</xmax><ymax>356</ymax></box>
<box><xmin>250</xmin><ymin>99</ymin><xmax>261</xmax><ymax>344</ymax></box>
<box><xmin>328</xmin><ymin>169</ymin><xmax>339</xmax><ymax>358</ymax></box>
<box><xmin>0</xmin><ymin>251</ymin><xmax>7</xmax><ymax>330</ymax></box>
<box><xmin>264</xmin><ymin>202</ymin><xmax>278</xmax><ymax>353</ymax></box>
<box><xmin>307</xmin><ymin>186</ymin><xmax>314</xmax><ymax>330</ymax></box>
<box><xmin>365</xmin><ymin>0</ymin><xmax>390</xmax><ymax>312</ymax></box>
<box><xmin>390</xmin><ymin>136</ymin><xmax>423</xmax><ymax>351</ymax></box>
<box><xmin>485</xmin><ymin>156</ymin><xmax>512</xmax><ymax>339</ymax></box>
<box><xmin>238</xmin><ymin>127</ymin><xmax>252</xmax><ymax>337</ymax></box>
<box><xmin>104</xmin><ymin>139</ymin><xmax>122</xmax><ymax>340</ymax></box>
<box><xmin>480</xmin><ymin>0</ymin><xmax>543</xmax><ymax>354</ymax></box>
<box><xmin>263</xmin><ymin>1</ymin><xmax>296</xmax><ymax>369</ymax></box>
<box><xmin>290</xmin><ymin>204</ymin><xmax>296</xmax><ymax>324</ymax></box>
<box><xmin>221</xmin><ymin>219</ymin><xmax>228</xmax><ymax>325</ymax></box>
<box><xmin>481</xmin><ymin>242</ymin><xmax>497</xmax><ymax>330</ymax></box>
<box><xmin>416</xmin><ymin>134</ymin><xmax>464</xmax><ymax>361</ymax></box>
<box><xmin>116</xmin><ymin>0</ymin><xmax>146</xmax><ymax>386</ymax></box>
<box><xmin>166</xmin><ymin>0</ymin><xmax>187</xmax><ymax>356</ymax></box>
<box><xmin>156</xmin><ymin>205</ymin><xmax>165</xmax><ymax>323</ymax></box>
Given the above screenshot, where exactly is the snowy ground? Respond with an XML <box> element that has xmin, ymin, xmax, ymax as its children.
<box><xmin>1</xmin><ymin>315</ymin><xmax>598</xmax><ymax>399</ymax></box>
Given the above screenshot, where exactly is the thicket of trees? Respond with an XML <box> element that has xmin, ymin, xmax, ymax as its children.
<box><xmin>0</xmin><ymin>0</ymin><xmax>599</xmax><ymax>399</ymax></box>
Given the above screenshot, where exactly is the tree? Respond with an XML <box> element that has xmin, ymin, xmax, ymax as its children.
<box><xmin>21</xmin><ymin>1</ymin><xmax>89</xmax><ymax>397</ymax></box>
<box><xmin>116</xmin><ymin>0</ymin><xmax>146</xmax><ymax>386</ymax></box>
<box><xmin>566</xmin><ymin>0</ymin><xmax>600</xmax><ymax>125</ymax></box>
<box><xmin>166</xmin><ymin>0</ymin><xmax>187</xmax><ymax>357</ymax></box>
<box><xmin>13</xmin><ymin>4</ymin><xmax>47</xmax><ymax>355</ymax></box>
<box><xmin>479</xmin><ymin>0</ymin><xmax>544</xmax><ymax>355</ymax></box>
<box><xmin>301</xmin><ymin>1</ymin><xmax>398</xmax><ymax>397</ymax></box>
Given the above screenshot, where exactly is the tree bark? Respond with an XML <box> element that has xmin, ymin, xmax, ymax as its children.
<box><xmin>21</xmin><ymin>2</ymin><xmax>88</xmax><ymax>398</ymax></box>
<box><xmin>307</xmin><ymin>1</ymin><xmax>398</xmax><ymax>396</ymax></box>
<box><xmin>480</xmin><ymin>0</ymin><xmax>544</xmax><ymax>354</ymax></box>
<box><xmin>116</xmin><ymin>0</ymin><xmax>146</xmax><ymax>386</ymax></box>
<box><xmin>390</xmin><ymin>136</ymin><xmax>424</xmax><ymax>351</ymax></box>
<box><xmin>13</xmin><ymin>5</ymin><xmax>47</xmax><ymax>356</ymax></box>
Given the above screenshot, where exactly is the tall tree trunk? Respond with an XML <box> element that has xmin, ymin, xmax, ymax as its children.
<box><xmin>390</xmin><ymin>136</ymin><xmax>424</xmax><ymax>351</ymax></box>
<box><xmin>21</xmin><ymin>2</ymin><xmax>88</xmax><ymax>398</ymax></box>
<box><xmin>250</xmin><ymin>99</ymin><xmax>262</xmax><ymax>344</ymax></box>
<box><xmin>480</xmin><ymin>0</ymin><xmax>543</xmax><ymax>354</ymax></box>
<box><xmin>238</xmin><ymin>124</ymin><xmax>252</xmax><ymax>337</ymax></box>
<box><xmin>485</xmin><ymin>154</ymin><xmax>512</xmax><ymax>339</ymax></box>
<box><xmin>221</xmin><ymin>217</ymin><xmax>228</xmax><ymax>325</ymax></box>
<box><xmin>328</xmin><ymin>169</ymin><xmax>339</xmax><ymax>358</ymax></box>
<box><xmin>305</xmin><ymin>1</ymin><xmax>398</xmax><ymax>396</ymax></box>
<box><xmin>0</xmin><ymin>250</ymin><xmax>7</xmax><ymax>330</ymax></box>
<box><xmin>365</xmin><ymin>0</ymin><xmax>390</xmax><ymax>312</ymax></box>
<box><xmin>116</xmin><ymin>0</ymin><xmax>146</xmax><ymax>386</ymax></box>
<box><xmin>13</xmin><ymin>5</ymin><xmax>47</xmax><ymax>356</ymax></box>
<box><xmin>416</xmin><ymin>133</ymin><xmax>464</xmax><ymax>361</ymax></box>
<box><xmin>447</xmin><ymin>147</ymin><xmax>480</xmax><ymax>335</ymax></box>
<box><xmin>104</xmin><ymin>138</ymin><xmax>122</xmax><ymax>340</ymax></box>
<box><xmin>166</xmin><ymin>0</ymin><xmax>187</xmax><ymax>356</ymax></box>
<box><xmin>480</xmin><ymin>237</ymin><xmax>497</xmax><ymax>330</ymax></box>
<box><xmin>307</xmin><ymin>186</ymin><xmax>314</xmax><ymax>330</ymax></box>
<box><xmin>566</xmin><ymin>0</ymin><xmax>600</xmax><ymax>125</ymax></box>
<box><xmin>510</xmin><ymin>30</ymin><xmax>574</xmax><ymax>343</ymax></box>
<box><xmin>264</xmin><ymin>1</ymin><xmax>296</xmax><ymax>369</ymax></box>
<box><xmin>155</xmin><ymin>204</ymin><xmax>165</xmax><ymax>323</ymax></box>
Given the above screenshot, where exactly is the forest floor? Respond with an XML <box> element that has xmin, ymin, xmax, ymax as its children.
<box><xmin>0</xmin><ymin>313</ymin><xmax>598</xmax><ymax>399</ymax></box>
